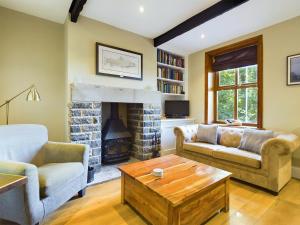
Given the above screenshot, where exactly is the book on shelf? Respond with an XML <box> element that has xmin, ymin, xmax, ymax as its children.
<box><xmin>157</xmin><ymin>67</ymin><xmax>183</xmax><ymax>81</ymax></box>
<box><xmin>157</xmin><ymin>49</ymin><xmax>184</xmax><ymax>68</ymax></box>
<box><xmin>157</xmin><ymin>81</ymin><xmax>184</xmax><ymax>94</ymax></box>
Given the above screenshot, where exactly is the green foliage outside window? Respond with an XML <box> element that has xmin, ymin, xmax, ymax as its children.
<box><xmin>217</xmin><ymin>90</ymin><xmax>234</xmax><ymax>120</ymax></box>
<box><xmin>238</xmin><ymin>88</ymin><xmax>258</xmax><ymax>123</ymax></box>
<box><xmin>217</xmin><ymin>65</ymin><xmax>258</xmax><ymax>123</ymax></box>
<box><xmin>239</xmin><ymin>65</ymin><xmax>257</xmax><ymax>84</ymax></box>
<box><xmin>219</xmin><ymin>69</ymin><xmax>235</xmax><ymax>86</ymax></box>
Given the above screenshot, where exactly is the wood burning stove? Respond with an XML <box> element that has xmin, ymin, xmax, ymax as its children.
<box><xmin>102</xmin><ymin>103</ymin><xmax>132</xmax><ymax>164</ymax></box>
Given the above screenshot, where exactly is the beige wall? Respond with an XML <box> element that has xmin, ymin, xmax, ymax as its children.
<box><xmin>66</xmin><ymin>16</ymin><xmax>157</xmax><ymax>91</ymax></box>
<box><xmin>188</xmin><ymin>16</ymin><xmax>300</xmax><ymax>167</ymax></box>
<box><xmin>0</xmin><ymin>7</ymin><xmax>66</xmax><ymax>141</ymax></box>
<box><xmin>0</xmin><ymin>9</ymin><xmax>157</xmax><ymax>142</ymax></box>
<box><xmin>2</xmin><ymin>6</ymin><xmax>299</xmax><ymax>165</ymax></box>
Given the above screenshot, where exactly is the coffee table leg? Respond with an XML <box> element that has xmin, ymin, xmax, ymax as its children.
<box><xmin>168</xmin><ymin>205</ymin><xmax>179</xmax><ymax>225</ymax></box>
<box><xmin>121</xmin><ymin>173</ymin><xmax>125</xmax><ymax>204</ymax></box>
<box><xmin>224</xmin><ymin>178</ymin><xmax>230</xmax><ymax>212</ymax></box>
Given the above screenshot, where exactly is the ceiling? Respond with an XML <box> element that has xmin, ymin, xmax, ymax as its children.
<box><xmin>0</xmin><ymin>0</ymin><xmax>72</xmax><ymax>23</ymax></box>
<box><xmin>82</xmin><ymin>0</ymin><xmax>300</xmax><ymax>55</ymax></box>
<box><xmin>159</xmin><ymin>0</ymin><xmax>300</xmax><ymax>54</ymax></box>
<box><xmin>1</xmin><ymin>0</ymin><xmax>300</xmax><ymax>55</ymax></box>
<box><xmin>82</xmin><ymin>0</ymin><xmax>220</xmax><ymax>38</ymax></box>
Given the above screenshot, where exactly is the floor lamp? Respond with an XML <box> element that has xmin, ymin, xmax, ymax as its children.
<box><xmin>0</xmin><ymin>84</ymin><xmax>41</xmax><ymax>125</ymax></box>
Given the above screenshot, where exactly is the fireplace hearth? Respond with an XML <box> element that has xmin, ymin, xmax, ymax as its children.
<box><xmin>102</xmin><ymin>103</ymin><xmax>132</xmax><ymax>164</ymax></box>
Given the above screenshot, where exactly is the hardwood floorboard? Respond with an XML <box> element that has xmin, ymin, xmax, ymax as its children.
<box><xmin>1</xmin><ymin>179</ymin><xmax>300</xmax><ymax>225</ymax></box>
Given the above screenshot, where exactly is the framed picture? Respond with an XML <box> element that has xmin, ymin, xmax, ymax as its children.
<box><xmin>96</xmin><ymin>42</ymin><xmax>143</xmax><ymax>80</ymax></box>
<box><xmin>287</xmin><ymin>54</ymin><xmax>300</xmax><ymax>86</ymax></box>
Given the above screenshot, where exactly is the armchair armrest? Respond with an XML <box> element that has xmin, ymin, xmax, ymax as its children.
<box><xmin>174</xmin><ymin>124</ymin><xmax>198</xmax><ymax>154</ymax></box>
<box><xmin>0</xmin><ymin>161</ymin><xmax>43</xmax><ymax>223</ymax></box>
<box><xmin>0</xmin><ymin>160</ymin><xmax>38</xmax><ymax>176</ymax></box>
<box><xmin>42</xmin><ymin>142</ymin><xmax>89</xmax><ymax>192</ymax></box>
<box><xmin>42</xmin><ymin>142</ymin><xmax>89</xmax><ymax>166</ymax></box>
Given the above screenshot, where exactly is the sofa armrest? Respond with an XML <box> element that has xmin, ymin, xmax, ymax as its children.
<box><xmin>42</xmin><ymin>142</ymin><xmax>89</xmax><ymax>166</ymax></box>
<box><xmin>260</xmin><ymin>135</ymin><xmax>299</xmax><ymax>192</ymax></box>
<box><xmin>261</xmin><ymin>138</ymin><xmax>291</xmax><ymax>157</ymax></box>
<box><xmin>276</xmin><ymin>133</ymin><xmax>300</xmax><ymax>153</ymax></box>
<box><xmin>174</xmin><ymin>124</ymin><xmax>198</xmax><ymax>154</ymax></box>
<box><xmin>174</xmin><ymin>125</ymin><xmax>198</xmax><ymax>142</ymax></box>
<box><xmin>261</xmin><ymin>133</ymin><xmax>300</xmax><ymax>157</ymax></box>
<box><xmin>0</xmin><ymin>161</ymin><xmax>44</xmax><ymax>222</ymax></box>
<box><xmin>261</xmin><ymin>134</ymin><xmax>300</xmax><ymax>170</ymax></box>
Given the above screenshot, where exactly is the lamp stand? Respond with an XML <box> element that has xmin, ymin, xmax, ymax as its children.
<box><xmin>0</xmin><ymin>100</ymin><xmax>12</xmax><ymax>125</ymax></box>
<box><xmin>6</xmin><ymin>102</ymin><xmax>10</xmax><ymax>125</ymax></box>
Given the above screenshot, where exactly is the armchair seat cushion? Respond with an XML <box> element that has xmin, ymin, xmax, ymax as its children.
<box><xmin>38</xmin><ymin>162</ymin><xmax>84</xmax><ymax>198</ymax></box>
<box><xmin>213</xmin><ymin>148</ymin><xmax>261</xmax><ymax>169</ymax></box>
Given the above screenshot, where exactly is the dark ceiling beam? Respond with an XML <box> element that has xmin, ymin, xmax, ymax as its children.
<box><xmin>69</xmin><ymin>0</ymin><xmax>88</xmax><ymax>23</ymax></box>
<box><xmin>153</xmin><ymin>0</ymin><xmax>249</xmax><ymax>47</ymax></box>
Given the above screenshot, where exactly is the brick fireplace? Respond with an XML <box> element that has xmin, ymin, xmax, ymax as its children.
<box><xmin>69</xmin><ymin>83</ymin><xmax>161</xmax><ymax>171</ymax></box>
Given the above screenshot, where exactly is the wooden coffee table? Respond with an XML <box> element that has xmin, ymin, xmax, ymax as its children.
<box><xmin>119</xmin><ymin>154</ymin><xmax>231</xmax><ymax>225</ymax></box>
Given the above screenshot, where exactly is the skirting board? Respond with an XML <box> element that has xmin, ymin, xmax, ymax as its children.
<box><xmin>160</xmin><ymin>148</ymin><xmax>176</xmax><ymax>156</ymax></box>
<box><xmin>292</xmin><ymin>166</ymin><xmax>300</xmax><ymax>179</ymax></box>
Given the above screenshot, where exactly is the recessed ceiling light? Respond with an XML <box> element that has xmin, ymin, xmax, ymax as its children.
<box><xmin>139</xmin><ymin>6</ymin><xmax>144</xmax><ymax>13</ymax></box>
<box><xmin>201</xmin><ymin>34</ymin><xmax>205</xmax><ymax>39</ymax></box>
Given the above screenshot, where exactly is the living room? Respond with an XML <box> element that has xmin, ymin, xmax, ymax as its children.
<box><xmin>1</xmin><ymin>0</ymin><xmax>300</xmax><ymax>225</ymax></box>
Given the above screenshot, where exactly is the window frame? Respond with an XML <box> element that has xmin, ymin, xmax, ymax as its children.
<box><xmin>205</xmin><ymin>35</ymin><xmax>263</xmax><ymax>128</ymax></box>
<box><xmin>214</xmin><ymin>66</ymin><xmax>258</xmax><ymax>126</ymax></box>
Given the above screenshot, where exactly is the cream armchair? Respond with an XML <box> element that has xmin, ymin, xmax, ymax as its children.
<box><xmin>0</xmin><ymin>124</ymin><xmax>89</xmax><ymax>225</ymax></box>
<box><xmin>174</xmin><ymin>125</ymin><xmax>300</xmax><ymax>194</ymax></box>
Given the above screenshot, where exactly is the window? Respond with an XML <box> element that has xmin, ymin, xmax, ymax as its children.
<box><xmin>215</xmin><ymin>65</ymin><xmax>258</xmax><ymax>125</ymax></box>
<box><xmin>205</xmin><ymin>36</ymin><xmax>263</xmax><ymax>128</ymax></box>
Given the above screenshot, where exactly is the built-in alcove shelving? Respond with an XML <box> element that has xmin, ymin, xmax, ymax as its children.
<box><xmin>157</xmin><ymin>49</ymin><xmax>185</xmax><ymax>96</ymax></box>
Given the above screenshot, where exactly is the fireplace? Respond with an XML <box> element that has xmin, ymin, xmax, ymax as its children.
<box><xmin>69</xmin><ymin>84</ymin><xmax>162</xmax><ymax>171</ymax></box>
<box><xmin>102</xmin><ymin>103</ymin><xmax>132</xmax><ymax>164</ymax></box>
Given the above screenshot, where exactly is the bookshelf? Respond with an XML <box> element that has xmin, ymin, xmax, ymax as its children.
<box><xmin>157</xmin><ymin>62</ymin><xmax>185</xmax><ymax>71</ymax></box>
<box><xmin>157</xmin><ymin>49</ymin><xmax>185</xmax><ymax>96</ymax></box>
<box><xmin>157</xmin><ymin>77</ymin><xmax>184</xmax><ymax>84</ymax></box>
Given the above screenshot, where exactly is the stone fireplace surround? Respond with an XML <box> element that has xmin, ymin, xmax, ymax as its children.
<box><xmin>69</xmin><ymin>83</ymin><xmax>161</xmax><ymax>171</ymax></box>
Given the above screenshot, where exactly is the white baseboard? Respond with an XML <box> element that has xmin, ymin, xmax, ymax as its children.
<box><xmin>292</xmin><ymin>166</ymin><xmax>300</xmax><ymax>179</ymax></box>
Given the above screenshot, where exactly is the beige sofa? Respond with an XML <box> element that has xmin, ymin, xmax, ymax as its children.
<box><xmin>174</xmin><ymin>125</ymin><xmax>300</xmax><ymax>194</ymax></box>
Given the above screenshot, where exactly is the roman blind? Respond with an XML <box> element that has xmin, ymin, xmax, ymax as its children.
<box><xmin>212</xmin><ymin>45</ymin><xmax>257</xmax><ymax>71</ymax></box>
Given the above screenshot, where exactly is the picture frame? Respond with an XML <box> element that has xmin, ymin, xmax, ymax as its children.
<box><xmin>96</xmin><ymin>42</ymin><xmax>143</xmax><ymax>80</ymax></box>
<box><xmin>287</xmin><ymin>54</ymin><xmax>300</xmax><ymax>86</ymax></box>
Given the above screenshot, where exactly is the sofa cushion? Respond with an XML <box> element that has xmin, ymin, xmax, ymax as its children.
<box><xmin>196</xmin><ymin>124</ymin><xmax>218</xmax><ymax>144</ymax></box>
<box><xmin>239</xmin><ymin>129</ymin><xmax>274</xmax><ymax>154</ymax></box>
<box><xmin>184</xmin><ymin>142</ymin><xmax>225</xmax><ymax>156</ymax></box>
<box><xmin>38</xmin><ymin>162</ymin><xmax>84</xmax><ymax>198</ymax></box>
<box><xmin>213</xmin><ymin>148</ymin><xmax>261</xmax><ymax>169</ymax></box>
<box><xmin>219</xmin><ymin>128</ymin><xmax>243</xmax><ymax>148</ymax></box>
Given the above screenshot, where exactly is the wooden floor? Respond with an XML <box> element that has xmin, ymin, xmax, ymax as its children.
<box><xmin>1</xmin><ymin>178</ymin><xmax>300</xmax><ymax>225</ymax></box>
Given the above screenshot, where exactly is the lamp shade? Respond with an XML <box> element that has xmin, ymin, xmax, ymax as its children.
<box><xmin>26</xmin><ymin>87</ymin><xmax>41</xmax><ymax>101</ymax></box>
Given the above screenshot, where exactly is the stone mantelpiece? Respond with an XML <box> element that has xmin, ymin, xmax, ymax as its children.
<box><xmin>69</xmin><ymin>83</ymin><xmax>162</xmax><ymax>171</ymax></box>
<box><xmin>71</xmin><ymin>83</ymin><xmax>161</xmax><ymax>104</ymax></box>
